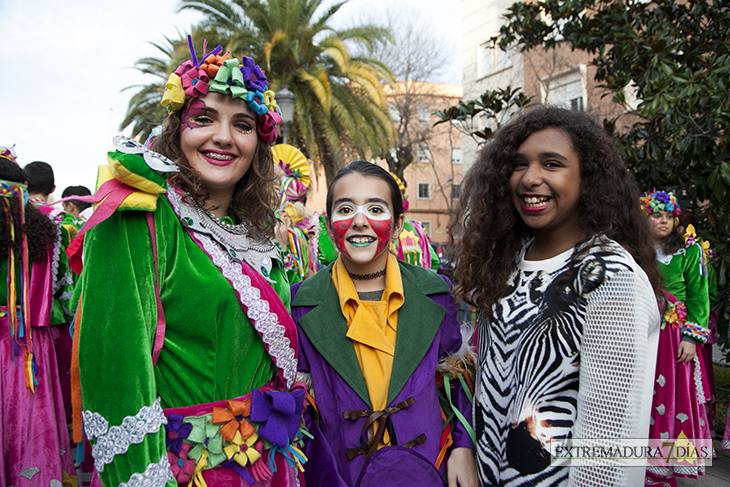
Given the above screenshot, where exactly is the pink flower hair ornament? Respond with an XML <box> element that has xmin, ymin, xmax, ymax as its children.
<box><xmin>161</xmin><ymin>35</ymin><xmax>283</xmax><ymax>144</ymax></box>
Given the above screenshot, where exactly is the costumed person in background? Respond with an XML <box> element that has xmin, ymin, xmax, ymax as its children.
<box><xmin>24</xmin><ymin>157</ymin><xmax>77</xmax><ymax>459</ymax></box>
<box><xmin>272</xmin><ymin>143</ymin><xmax>321</xmax><ymax>283</ymax></box>
<box><xmin>679</xmin><ymin>211</ymin><xmax>718</xmax><ymax>431</ymax></box>
<box><xmin>60</xmin><ymin>185</ymin><xmax>93</xmax><ymax>238</ymax></box>
<box><xmin>291</xmin><ymin>161</ymin><xmax>477</xmax><ymax>487</ymax></box>
<box><xmin>453</xmin><ymin>107</ymin><xmax>661</xmax><ymax>486</ymax></box>
<box><xmin>0</xmin><ymin>148</ymin><xmax>77</xmax><ymax>487</ymax></box>
<box><xmin>388</xmin><ymin>172</ymin><xmax>439</xmax><ymax>271</ymax></box>
<box><xmin>641</xmin><ymin>190</ymin><xmax>712</xmax><ymax>486</ymax></box>
<box><xmin>72</xmin><ymin>38</ymin><xmax>306</xmax><ymax>486</ymax></box>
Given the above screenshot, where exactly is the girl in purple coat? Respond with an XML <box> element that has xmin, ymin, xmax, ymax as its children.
<box><xmin>291</xmin><ymin>161</ymin><xmax>477</xmax><ymax>487</ymax></box>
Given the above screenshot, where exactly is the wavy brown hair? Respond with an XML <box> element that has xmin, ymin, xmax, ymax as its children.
<box><xmin>0</xmin><ymin>159</ymin><xmax>57</xmax><ymax>262</ymax></box>
<box><xmin>150</xmin><ymin>107</ymin><xmax>278</xmax><ymax>242</ymax></box>
<box><xmin>451</xmin><ymin>106</ymin><xmax>662</xmax><ymax>316</ymax></box>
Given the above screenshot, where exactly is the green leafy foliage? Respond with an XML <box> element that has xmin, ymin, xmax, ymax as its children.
<box><xmin>495</xmin><ymin>0</ymin><xmax>730</xmax><ymax>350</ymax></box>
<box><xmin>434</xmin><ymin>85</ymin><xmax>531</xmax><ymax>143</ymax></box>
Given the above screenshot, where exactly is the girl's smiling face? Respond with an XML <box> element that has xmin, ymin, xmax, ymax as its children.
<box><xmin>510</xmin><ymin>127</ymin><xmax>584</xmax><ymax>245</ymax></box>
<box><xmin>328</xmin><ymin>173</ymin><xmax>404</xmax><ymax>272</ymax></box>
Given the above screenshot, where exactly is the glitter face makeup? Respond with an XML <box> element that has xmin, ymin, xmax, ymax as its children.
<box><xmin>181</xmin><ymin>99</ymin><xmax>207</xmax><ymax>131</ymax></box>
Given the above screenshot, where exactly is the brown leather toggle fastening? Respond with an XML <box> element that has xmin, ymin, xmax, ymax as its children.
<box><xmin>343</xmin><ymin>397</ymin><xmax>421</xmax><ymax>460</ymax></box>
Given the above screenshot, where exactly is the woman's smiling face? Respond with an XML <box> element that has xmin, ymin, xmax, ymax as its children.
<box><xmin>179</xmin><ymin>91</ymin><xmax>259</xmax><ymax>202</ymax></box>
<box><xmin>328</xmin><ymin>173</ymin><xmax>403</xmax><ymax>271</ymax></box>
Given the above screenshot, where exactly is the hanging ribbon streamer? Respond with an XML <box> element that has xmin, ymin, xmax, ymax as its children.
<box><xmin>1</xmin><ymin>180</ymin><xmax>35</xmax><ymax>392</ymax></box>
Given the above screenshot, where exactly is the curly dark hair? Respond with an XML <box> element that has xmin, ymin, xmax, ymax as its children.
<box><xmin>0</xmin><ymin>159</ymin><xmax>57</xmax><ymax>262</ymax></box>
<box><xmin>451</xmin><ymin>106</ymin><xmax>662</xmax><ymax>316</ymax></box>
<box><xmin>150</xmin><ymin>106</ymin><xmax>278</xmax><ymax>242</ymax></box>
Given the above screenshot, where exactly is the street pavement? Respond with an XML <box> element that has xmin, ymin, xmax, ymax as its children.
<box><xmin>676</xmin><ymin>439</ymin><xmax>730</xmax><ymax>486</ymax></box>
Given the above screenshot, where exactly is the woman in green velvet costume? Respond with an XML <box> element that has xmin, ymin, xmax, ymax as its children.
<box><xmin>74</xmin><ymin>39</ymin><xmax>305</xmax><ymax>487</ymax></box>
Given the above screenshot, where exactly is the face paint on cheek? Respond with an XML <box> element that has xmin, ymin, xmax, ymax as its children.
<box><xmin>181</xmin><ymin>99</ymin><xmax>207</xmax><ymax>131</ymax></box>
<box><xmin>650</xmin><ymin>219</ymin><xmax>659</xmax><ymax>227</ymax></box>
<box><xmin>369</xmin><ymin>217</ymin><xmax>393</xmax><ymax>255</ymax></box>
<box><xmin>331</xmin><ymin>217</ymin><xmax>354</xmax><ymax>258</ymax></box>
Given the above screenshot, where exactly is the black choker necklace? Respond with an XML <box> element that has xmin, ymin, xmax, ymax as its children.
<box><xmin>348</xmin><ymin>268</ymin><xmax>387</xmax><ymax>280</ymax></box>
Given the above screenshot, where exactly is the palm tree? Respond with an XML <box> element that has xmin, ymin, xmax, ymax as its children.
<box><xmin>178</xmin><ymin>0</ymin><xmax>395</xmax><ymax>183</ymax></box>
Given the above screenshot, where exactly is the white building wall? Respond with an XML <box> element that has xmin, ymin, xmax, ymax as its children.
<box><xmin>462</xmin><ymin>0</ymin><xmax>525</xmax><ymax>171</ymax></box>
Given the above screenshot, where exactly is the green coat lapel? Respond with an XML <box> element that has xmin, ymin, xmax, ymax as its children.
<box><xmin>387</xmin><ymin>262</ymin><xmax>448</xmax><ymax>404</ymax></box>
<box><xmin>294</xmin><ymin>261</ymin><xmax>451</xmax><ymax>408</ymax></box>
<box><xmin>294</xmin><ymin>266</ymin><xmax>371</xmax><ymax>406</ymax></box>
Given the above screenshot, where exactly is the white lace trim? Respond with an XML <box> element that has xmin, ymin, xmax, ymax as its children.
<box><xmin>119</xmin><ymin>454</ymin><xmax>174</xmax><ymax>487</ymax></box>
<box><xmin>167</xmin><ymin>190</ymin><xmax>298</xmax><ymax>388</ymax></box>
<box><xmin>84</xmin><ymin>398</ymin><xmax>167</xmax><ymax>472</ymax></box>
<box><xmin>196</xmin><ymin>231</ymin><xmax>298</xmax><ymax>388</ymax></box>
<box><xmin>647</xmin><ymin>464</ymin><xmax>706</xmax><ymax>477</ymax></box>
<box><xmin>48</xmin><ymin>210</ymin><xmax>63</xmax><ymax>294</ymax></box>
<box><xmin>58</xmin><ymin>273</ymin><xmax>74</xmax><ymax>287</ymax></box>
<box><xmin>692</xmin><ymin>353</ymin><xmax>706</xmax><ymax>404</ymax></box>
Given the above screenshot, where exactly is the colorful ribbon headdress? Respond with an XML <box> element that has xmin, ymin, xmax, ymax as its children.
<box><xmin>0</xmin><ymin>145</ymin><xmax>18</xmax><ymax>164</ymax></box>
<box><xmin>0</xmin><ymin>146</ymin><xmax>35</xmax><ymax>392</ymax></box>
<box><xmin>640</xmin><ymin>189</ymin><xmax>681</xmax><ymax>217</ymax></box>
<box><xmin>161</xmin><ymin>36</ymin><xmax>283</xmax><ymax>144</ymax></box>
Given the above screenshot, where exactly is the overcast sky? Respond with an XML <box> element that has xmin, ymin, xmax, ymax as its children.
<box><xmin>0</xmin><ymin>0</ymin><xmax>461</xmax><ymax>198</ymax></box>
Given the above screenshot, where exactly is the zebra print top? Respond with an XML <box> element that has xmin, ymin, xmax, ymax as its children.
<box><xmin>475</xmin><ymin>236</ymin><xmax>660</xmax><ymax>487</ymax></box>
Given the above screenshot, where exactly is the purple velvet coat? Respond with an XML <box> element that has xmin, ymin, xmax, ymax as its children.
<box><xmin>291</xmin><ymin>261</ymin><xmax>474</xmax><ymax>487</ymax></box>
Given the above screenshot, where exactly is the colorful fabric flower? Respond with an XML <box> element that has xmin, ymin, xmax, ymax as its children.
<box><xmin>161</xmin><ymin>73</ymin><xmax>186</xmax><ymax>113</ymax></box>
<box><xmin>165</xmin><ymin>413</ymin><xmax>193</xmax><ymax>455</ymax></box>
<box><xmin>241</xmin><ymin>56</ymin><xmax>268</xmax><ymax>92</ymax></box>
<box><xmin>168</xmin><ymin>442</ymin><xmax>196</xmax><ymax>484</ymax></box>
<box><xmin>200</xmin><ymin>52</ymin><xmax>230</xmax><ymax>80</ymax></box>
<box><xmin>249</xmin><ymin>389</ymin><xmax>305</xmax><ymax>448</ymax></box>
<box><xmin>175</xmin><ymin>60</ymin><xmax>211</xmax><ymax>98</ymax></box>
<box><xmin>258</xmin><ymin>111</ymin><xmax>283</xmax><ymax>144</ymax></box>
<box><xmin>640</xmin><ymin>189</ymin><xmax>681</xmax><ymax>216</ymax></box>
<box><xmin>184</xmin><ymin>415</ymin><xmax>227</xmax><ymax>467</ymax></box>
<box><xmin>246</xmin><ymin>90</ymin><xmax>269</xmax><ymax>115</ymax></box>
<box><xmin>209</xmin><ymin>58</ymin><xmax>248</xmax><ymax>99</ymax></box>
<box><xmin>263</xmin><ymin>90</ymin><xmax>278</xmax><ymax>112</ymax></box>
<box><xmin>212</xmin><ymin>399</ymin><xmax>256</xmax><ymax>442</ymax></box>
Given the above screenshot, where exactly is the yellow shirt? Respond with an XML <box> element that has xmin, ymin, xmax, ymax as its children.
<box><xmin>331</xmin><ymin>253</ymin><xmax>404</xmax><ymax>413</ymax></box>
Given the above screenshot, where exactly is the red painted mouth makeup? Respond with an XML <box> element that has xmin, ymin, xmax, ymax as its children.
<box><xmin>331</xmin><ymin>202</ymin><xmax>393</xmax><ymax>259</ymax></box>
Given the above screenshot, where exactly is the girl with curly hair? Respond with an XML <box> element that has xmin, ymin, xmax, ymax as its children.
<box><xmin>73</xmin><ymin>40</ymin><xmax>306</xmax><ymax>486</ymax></box>
<box><xmin>452</xmin><ymin>107</ymin><xmax>662</xmax><ymax>486</ymax></box>
<box><xmin>641</xmin><ymin>190</ymin><xmax>712</xmax><ymax>485</ymax></box>
<box><xmin>0</xmin><ymin>153</ymin><xmax>77</xmax><ymax>487</ymax></box>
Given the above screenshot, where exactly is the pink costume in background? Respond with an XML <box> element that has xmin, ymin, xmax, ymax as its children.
<box><xmin>1</xmin><ymin>238</ymin><xmax>76</xmax><ymax>486</ymax></box>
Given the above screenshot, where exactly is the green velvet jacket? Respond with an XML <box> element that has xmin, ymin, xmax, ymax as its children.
<box><xmin>77</xmin><ymin>193</ymin><xmax>289</xmax><ymax>486</ymax></box>
<box><xmin>656</xmin><ymin>242</ymin><xmax>710</xmax><ymax>342</ymax></box>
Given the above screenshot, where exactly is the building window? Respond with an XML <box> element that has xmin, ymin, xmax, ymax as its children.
<box><xmin>420</xmin><ymin>221</ymin><xmax>431</xmax><ymax>236</ymax></box>
<box><xmin>478</xmin><ymin>42</ymin><xmax>512</xmax><ymax>78</ymax></box>
<box><xmin>417</xmin><ymin>145</ymin><xmax>431</xmax><ymax>163</ymax></box>
<box><xmin>417</xmin><ymin>105</ymin><xmax>430</xmax><ymax>124</ymax></box>
<box><xmin>389</xmin><ymin>106</ymin><xmax>401</xmax><ymax>125</ymax></box>
<box><xmin>417</xmin><ymin>183</ymin><xmax>431</xmax><ymax>200</ymax></box>
<box><xmin>451</xmin><ymin>147</ymin><xmax>463</xmax><ymax>165</ymax></box>
<box><xmin>451</xmin><ymin>184</ymin><xmax>461</xmax><ymax>200</ymax></box>
<box><xmin>542</xmin><ymin>67</ymin><xmax>585</xmax><ymax>111</ymax></box>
